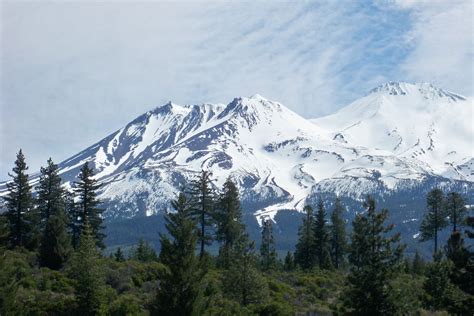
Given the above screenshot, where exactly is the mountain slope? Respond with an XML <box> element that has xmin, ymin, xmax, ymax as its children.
<box><xmin>311</xmin><ymin>82</ymin><xmax>473</xmax><ymax>182</ymax></box>
<box><xmin>1</xmin><ymin>83</ymin><xmax>472</xmax><ymax>223</ymax></box>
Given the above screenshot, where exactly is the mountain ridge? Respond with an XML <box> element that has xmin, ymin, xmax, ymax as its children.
<box><xmin>1</xmin><ymin>82</ymin><xmax>472</xmax><ymax>223</ymax></box>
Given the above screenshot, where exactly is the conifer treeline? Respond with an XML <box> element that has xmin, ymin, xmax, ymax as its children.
<box><xmin>1</xmin><ymin>149</ymin><xmax>473</xmax><ymax>315</ymax></box>
<box><xmin>2</xmin><ymin>150</ymin><xmax>104</xmax><ymax>269</ymax></box>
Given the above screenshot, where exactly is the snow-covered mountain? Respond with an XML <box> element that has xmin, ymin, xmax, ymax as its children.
<box><xmin>311</xmin><ymin>82</ymin><xmax>473</xmax><ymax>182</ymax></box>
<box><xmin>1</xmin><ymin>82</ymin><xmax>472</xmax><ymax>222</ymax></box>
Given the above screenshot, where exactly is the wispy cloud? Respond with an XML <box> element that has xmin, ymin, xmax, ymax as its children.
<box><xmin>0</xmin><ymin>0</ymin><xmax>472</xmax><ymax>177</ymax></box>
<box><xmin>393</xmin><ymin>0</ymin><xmax>473</xmax><ymax>95</ymax></box>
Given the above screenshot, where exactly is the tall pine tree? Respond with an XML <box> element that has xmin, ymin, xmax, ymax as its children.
<box><xmin>294</xmin><ymin>205</ymin><xmax>316</xmax><ymax>270</ymax></box>
<box><xmin>314</xmin><ymin>199</ymin><xmax>331</xmax><ymax>269</ymax></box>
<box><xmin>445</xmin><ymin>192</ymin><xmax>466</xmax><ymax>232</ymax></box>
<box><xmin>412</xmin><ymin>250</ymin><xmax>425</xmax><ymax>275</ymax></box>
<box><xmin>260</xmin><ymin>218</ymin><xmax>277</xmax><ymax>271</ymax></box>
<box><xmin>36</xmin><ymin>158</ymin><xmax>72</xmax><ymax>269</ymax></box>
<box><xmin>36</xmin><ymin>158</ymin><xmax>64</xmax><ymax>229</ymax></box>
<box><xmin>189</xmin><ymin>170</ymin><xmax>215</xmax><ymax>259</ymax></box>
<box><xmin>344</xmin><ymin>196</ymin><xmax>405</xmax><ymax>315</ymax></box>
<box><xmin>39</xmin><ymin>211</ymin><xmax>71</xmax><ymax>270</ymax></box>
<box><xmin>283</xmin><ymin>251</ymin><xmax>295</xmax><ymax>271</ymax></box>
<box><xmin>156</xmin><ymin>192</ymin><xmax>204</xmax><ymax>315</ymax></box>
<box><xmin>422</xmin><ymin>252</ymin><xmax>458</xmax><ymax>312</ymax></box>
<box><xmin>0</xmin><ymin>214</ymin><xmax>9</xmax><ymax>248</ymax></box>
<box><xmin>74</xmin><ymin>162</ymin><xmax>105</xmax><ymax>248</ymax></box>
<box><xmin>330</xmin><ymin>197</ymin><xmax>347</xmax><ymax>269</ymax></box>
<box><xmin>131</xmin><ymin>238</ymin><xmax>158</xmax><ymax>262</ymax></box>
<box><xmin>223</xmin><ymin>234</ymin><xmax>268</xmax><ymax>306</ymax></box>
<box><xmin>420</xmin><ymin>188</ymin><xmax>448</xmax><ymax>255</ymax></box>
<box><xmin>114</xmin><ymin>247</ymin><xmax>125</xmax><ymax>262</ymax></box>
<box><xmin>215</xmin><ymin>177</ymin><xmax>244</xmax><ymax>269</ymax></box>
<box><xmin>3</xmin><ymin>150</ymin><xmax>35</xmax><ymax>249</ymax></box>
<box><xmin>65</xmin><ymin>190</ymin><xmax>81</xmax><ymax>249</ymax></box>
<box><xmin>69</xmin><ymin>219</ymin><xmax>105</xmax><ymax>315</ymax></box>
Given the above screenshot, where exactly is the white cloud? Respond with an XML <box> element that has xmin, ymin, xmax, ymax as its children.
<box><xmin>0</xmin><ymin>0</ymin><xmax>472</xmax><ymax>177</ymax></box>
<box><xmin>394</xmin><ymin>0</ymin><xmax>473</xmax><ymax>96</ymax></box>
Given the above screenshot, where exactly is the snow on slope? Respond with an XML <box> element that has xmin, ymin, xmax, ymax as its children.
<box><xmin>311</xmin><ymin>82</ymin><xmax>474</xmax><ymax>182</ymax></box>
<box><xmin>1</xmin><ymin>82</ymin><xmax>472</xmax><ymax>221</ymax></box>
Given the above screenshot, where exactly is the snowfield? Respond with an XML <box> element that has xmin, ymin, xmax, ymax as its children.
<box><xmin>1</xmin><ymin>82</ymin><xmax>472</xmax><ymax>222</ymax></box>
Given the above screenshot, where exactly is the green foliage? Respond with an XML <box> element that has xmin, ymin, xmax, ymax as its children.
<box><xmin>74</xmin><ymin>162</ymin><xmax>105</xmax><ymax>248</ymax></box>
<box><xmin>344</xmin><ymin>196</ymin><xmax>405</xmax><ymax>315</ymax></box>
<box><xmin>130</xmin><ymin>238</ymin><xmax>158</xmax><ymax>262</ymax></box>
<box><xmin>2</xmin><ymin>157</ymin><xmax>471</xmax><ymax>315</ymax></box>
<box><xmin>39</xmin><ymin>212</ymin><xmax>72</xmax><ymax>270</ymax></box>
<box><xmin>314</xmin><ymin>199</ymin><xmax>332</xmax><ymax>269</ymax></box>
<box><xmin>260</xmin><ymin>218</ymin><xmax>277</xmax><ymax>271</ymax></box>
<box><xmin>330</xmin><ymin>197</ymin><xmax>347</xmax><ymax>269</ymax></box>
<box><xmin>445</xmin><ymin>192</ymin><xmax>466</xmax><ymax>232</ymax></box>
<box><xmin>0</xmin><ymin>248</ymin><xmax>77</xmax><ymax>315</ymax></box>
<box><xmin>4</xmin><ymin>149</ymin><xmax>36</xmax><ymax>249</ymax></box>
<box><xmin>294</xmin><ymin>205</ymin><xmax>316</xmax><ymax>270</ymax></box>
<box><xmin>188</xmin><ymin>170</ymin><xmax>216</xmax><ymax>259</ymax></box>
<box><xmin>37</xmin><ymin>158</ymin><xmax>72</xmax><ymax>270</ymax></box>
<box><xmin>223</xmin><ymin>235</ymin><xmax>269</xmax><ymax>306</ymax></box>
<box><xmin>36</xmin><ymin>158</ymin><xmax>65</xmax><ymax>229</ymax></box>
<box><xmin>275</xmin><ymin>270</ymin><xmax>344</xmax><ymax>314</ymax></box>
<box><xmin>68</xmin><ymin>222</ymin><xmax>106</xmax><ymax>315</ymax></box>
<box><xmin>108</xmin><ymin>293</ymin><xmax>147</xmax><ymax>315</ymax></box>
<box><xmin>444</xmin><ymin>231</ymin><xmax>474</xmax><ymax>312</ymax></box>
<box><xmin>156</xmin><ymin>192</ymin><xmax>205</xmax><ymax>315</ymax></box>
<box><xmin>253</xmin><ymin>301</ymin><xmax>294</xmax><ymax>316</ymax></box>
<box><xmin>215</xmin><ymin>177</ymin><xmax>244</xmax><ymax>269</ymax></box>
<box><xmin>423</xmin><ymin>253</ymin><xmax>458</xmax><ymax>312</ymax></box>
<box><xmin>420</xmin><ymin>188</ymin><xmax>448</xmax><ymax>255</ymax></box>
<box><xmin>0</xmin><ymin>214</ymin><xmax>10</xmax><ymax>247</ymax></box>
<box><xmin>388</xmin><ymin>273</ymin><xmax>424</xmax><ymax>314</ymax></box>
<box><xmin>283</xmin><ymin>251</ymin><xmax>295</xmax><ymax>271</ymax></box>
<box><xmin>65</xmin><ymin>189</ymin><xmax>81</xmax><ymax>249</ymax></box>
<box><xmin>412</xmin><ymin>249</ymin><xmax>426</xmax><ymax>275</ymax></box>
<box><xmin>114</xmin><ymin>247</ymin><xmax>126</xmax><ymax>262</ymax></box>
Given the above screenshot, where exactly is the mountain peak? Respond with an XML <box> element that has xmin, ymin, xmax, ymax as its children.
<box><xmin>369</xmin><ymin>81</ymin><xmax>466</xmax><ymax>101</ymax></box>
<box><xmin>248</xmin><ymin>93</ymin><xmax>268</xmax><ymax>101</ymax></box>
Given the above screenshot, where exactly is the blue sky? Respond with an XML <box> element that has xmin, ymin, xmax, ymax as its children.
<box><xmin>1</xmin><ymin>0</ymin><xmax>473</xmax><ymax>178</ymax></box>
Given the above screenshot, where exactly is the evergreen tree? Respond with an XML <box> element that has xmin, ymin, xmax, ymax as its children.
<box><xmin>36</xmin><ymin>158</ymin><xmax>72</xmax><ymax>270</ymax></box>
<box><xmin>463</xmin><ymin>214</ymin><xmax>474</xmax><ymax>295</ymax></box>
<box><xmin>65</xmin><ymin>190</ymin><xmax>81</xmax><ymax>249</ymax></box>
<box><xmin>215</xmin><ymin>177</ymin><xmax>244</xmax><ymax>269</ymax></box>
<box><xmin>223</xmin><ymin>234</ymin><xmax>269</xmax><ymax>306</ymax></box>
<box><xmin>36</xmin><ymin>158</ymin><xmax>64</xmax><ymax>230</ymax></box>
<box><xmin>412</xmin><ymin>250</ymin><xmax>425</xmax><ymax>275</ymax></box>
<box><xmin>445</xmin><ymin>192</ymin><xmax>466</xmax><ymax>232</ymax></box>
<box><xmin>420</xmin><ymin>188</ymin><xmax>448</xmax><ymax>255</ymax></box>
<box><xmin>69</xmin><ymin>220</ymin><xmax>105</xmax><ymax>315</ymax></box>
<box><xmin>445</xmin><ymin>230</ymin><xmax>473</xmax><ymax>295</ymax></box>
<box><xmin>39</xmin><ymin>211</ymin><xmax>71</xmax><ymax>270</ymax></box>
<box><xmin>423</xmin><ymin>252</ymin><xmax>457</xmax><ymax>312</ymax></box>
<box><xmin>283</xmin><ymin>251</ymin><xmax>295</xmax><ymax>271</ymax></box>
<box><xmin>330</xmin><ymin>197</ymin><xmax>347</xmax><ymax>269</ymax></box>
<box><xmin>314</xmin><ymin>199</ymin><xmax>331</xmax><ymax>269</ymax></box>
<box><xmin>156</xmin><ymin>193</ymin><xmax>204</xmax><ymax>315</ymax></box>
<box><xmin>131</xmin><ymin>238</ymin><xmax>158</xmax><ymax>262</ymax></box>
<box><xmin>189</xmin><ymin>170</ymin><xmax>215</xmax><ymax>259</ymax></box>
<box><xmin>0</xmin><ymin>214</ymin><xmax>9</xmax><ymax>248</ymax></box>
<box><xmin>260</xmin><ymin>218</ymin><xmax>277</xmax><ymax>271</ymax></box>
<box><xmin>466</xmin><ymin>214</ymin><xmax>474</xmax><ymax>239</ymax></box>
<box><xmin>114</xmin><ymin>247</ymin><xmax>125</xmax><ymax>262</ymax></box>
<box><xmin>294</xmin><ymin>205</ymin><xmax>316</xmax><ymax>270</ymax></box>
<box><xmin>3</xmin><ymin>150</ymin><xmax>35</xmax><ymax>249</ymax></box>
<box><xmin>74</xmin><ymin>162</ymin><xmax>105</xmax><ymax>248</ymax></box>
<box><xmin>344</xmin><ymin>196</ymin><xmax>405</xmax><ymax>315</ymax></box>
